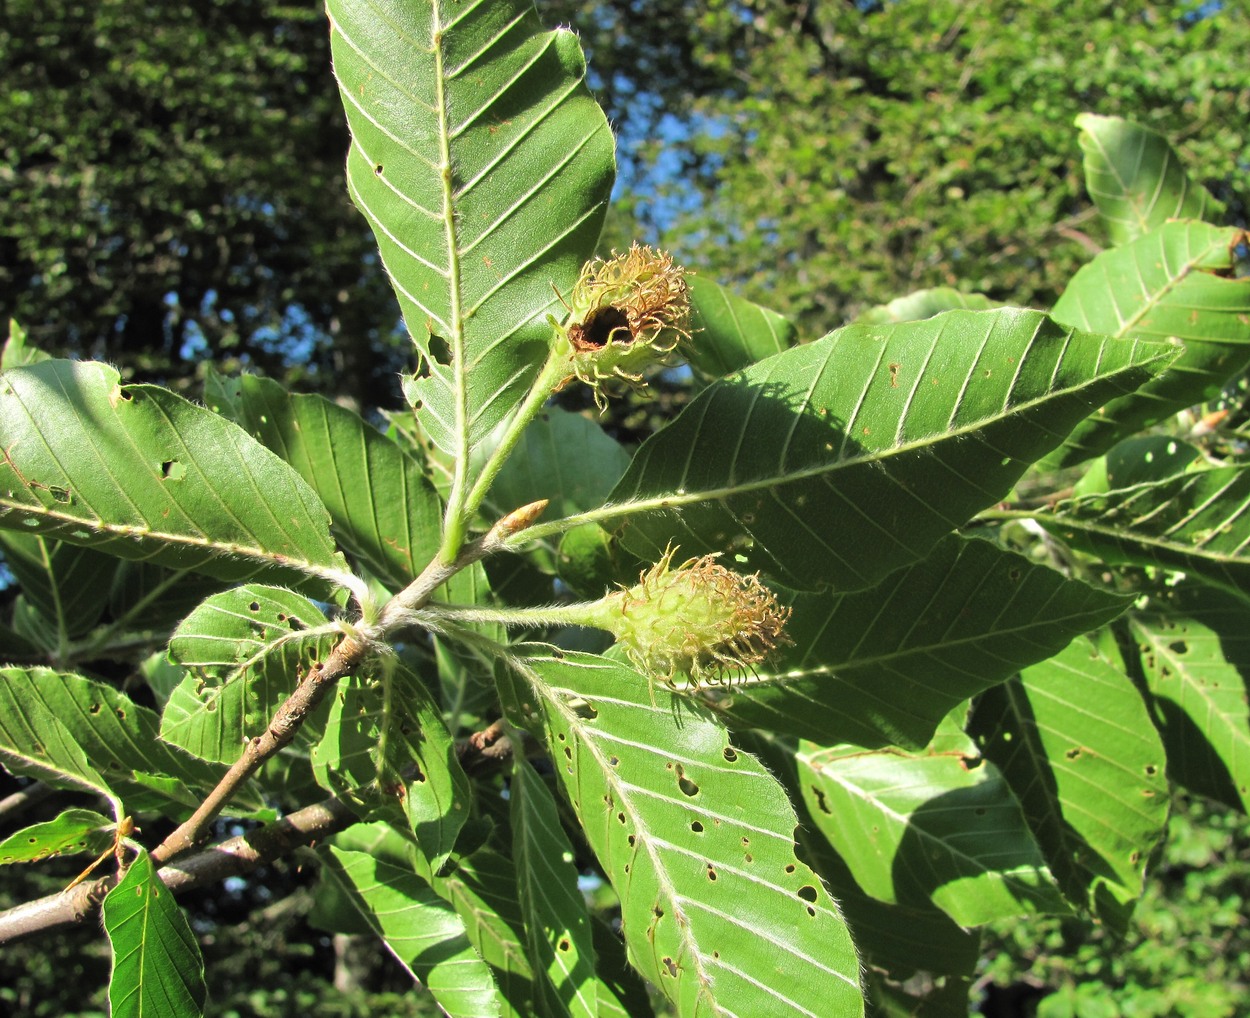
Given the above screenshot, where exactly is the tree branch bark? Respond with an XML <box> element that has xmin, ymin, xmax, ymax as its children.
<box><xmin>0</xmin><ymin>795</ymin><xmax>358</xmax><ymax>946</ymax></box>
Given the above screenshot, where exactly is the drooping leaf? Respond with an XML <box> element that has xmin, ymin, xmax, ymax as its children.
<box><xmin>512</xmin><ymin>649</ymin><xmax>865</xmax><ymax>1017</ymax></box>
<box><xmin>1045</xmin><ymin>464</ymin><xmax>1250</xmax><ymax>597</ymax></box>
<box><xmin>797</xmin><ymin>721</ymin><xmax>1069</xmax><ymax>926</ymax></box>
<box><xmin>326</xmin><ymin>0</ymin><xmax>614</xmax><ymax>467</ymax></box>
<box><xmin>0</xmin><ymin>808</ymin><xmax>114</xmax><ymax>865</ymax></box>
<box><xmin>312</xmin><ymin>658</ymin><xmax>470</xmax><ymax>873</ymax></box>
<box><xmin>1049</xmin><ymin>221</ymin><xmax>1250</xmax><ymax>465</ymax></box>
<box><xmin>103</xmin><ymin>848</ymin><xmax>207</xmax><ymax>1018</ymax></box>
<box><xmin>0</xmin><ymin>667</ymin><xmax>225</xmax><ymax>815</ymax></box>
<box><xmin>969</xmin><ymin>638</ymin><xmax>1169</xmax><ymax>930</ymax></box>
<box><xmin>511</xmin><ymin>758</ymin><xmax>599</xmax><ymax>1018</ymax></box>
<box><xmin>0</xmin><ymin>359</ymin><xmax>348</xmax><ymax>592</ymax></box>
<box><xmin>1075</xmin><ymin>113</ymin><xmax>1226</xmax><ymax>246</ymax></box>
<box><xmin>854</xmin><ymin>287</ymin><xmax>999</xmax><ymax>325</ymax></box>
<box><xmin>318</xmin><ymin>845</ymin><xmax>503</xmax><ymax>1018</ymax></box>
<box><xmin>607</xmin><ymin>308</ymin><xmax>1173</xmax><ymax>592</ymax></box>
<box><xmin>685</xmin><ymin>276</ymin><xmax>798</xmax><ymax>378</ymax></box>
<box><xmin>1126</xmin><ymin>584</ymin><xmax>1250</xmax><ymax>812</ymax></box>
<box><xmin>205</xmin><ymin>370</ymin><xmax>443</xmax><ymax>591</ymax></box>
<box><xmin>702</xmin><ymin>535</ymin><xmax>1131</xmax><ymax>750</ymax></box>
<box><xmin>163</xmin><ymin>585</ymin><xmax>339</xmax><ymax>764</ymax></box>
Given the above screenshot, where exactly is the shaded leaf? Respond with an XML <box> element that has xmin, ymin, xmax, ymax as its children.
<box><xmin>0</xmin><ymin>534</ymin><xmax>116</xmax><ymax>639</ymax></box>
<box><xmin>0</xmin><ymin>360</ymin><xmax>347</xmax><ymax>592</ymax></box>
<box><xmin>318</xmin><ymin>845</ymin><xmax>503</xmax><ymax>1018</ymax></box>
<box><xmin>206</xmin><ymin>370</ymin><xmax>443</xmax><ymax>591</ymax></box>
<box><xmin>511</xmin><ymin>758</ymin><xmax>599</xmax><ymax>1018</ymax></box>
<box><xmin>327</xmin><ymin>0</ymin><xmax>614</xmax><ymax>464</ymax></box>
<box><xmin>685</xmin><ymin>276</ymin><xmax>798</xmax><ymax>378</ymax></box>
<box><xmin>704</xmin><ymin>534</ymin><xmax>1131</xmax><ymax>750</ymax></box>
<box><xmin>608</xmin><ymin>308</ymin><xmax>1172</xmax><ymax>592</ymax></box>
<box><xmin>312</xmin><ymin>658</ymin><xmax>470</xmax><ymax>873</ymax></box>
<box><xmin>1045</xmin><ymin>464</ymin><xmax>1250</xmax><ymax>597</ymax></box>
<box><xmin>797</xmin><ymin>723</ymin><xmax>1069</xmax><ymax>926</ymax></box>
<box><xmin>163</xmin><ymin>585</ymin><xmax>339</xmax><ymax>764</ymax></box>
<box><xmin>1049</xmin><ymin>221</ymin><xmax>1250</xmax><ymax>465</ymax></box>
<box><xmin>0</xmin><ymin>808</ymin><xmax>114</xmax><ymax>865</ymax></box>
<box><xmin>969</xmin><ymin>638</ymin><xmax>1169</xmax><ymax>930</ymax></box>
<box><xmin>103</xmin><ymin>848</ymin><xmax>207</xmax><ymax>1018</ymax></box>
<box><xmin>1126</xmin><ymin>584</ymin><xmax>1250</xmax><ymax>812</ymax></box>
<box><xmin>1075</xmin><ymin>113</ymin><xmax>1225</xmax><ymax>246</ymax></box>
<box><xmin>513</xmin><ymin>649</ymin><xmax>864</xmax><ymax>1017</ymax></box>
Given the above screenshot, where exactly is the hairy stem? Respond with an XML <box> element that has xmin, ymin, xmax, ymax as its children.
<box><xmin>149</xmin><ymin>633</ymin><xmax>371</xmax><ymax>865</ymax></box>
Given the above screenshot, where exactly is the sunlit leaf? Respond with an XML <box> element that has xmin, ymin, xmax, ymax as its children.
<box><xmin>513</xmin><ymin>649</ymin><xmax>865</xmax><ymax>1017</ymax></box>
<box><xmin>0</xmin><ymin>360</ymin><xmax>348</xmax><ymax>593</ymax></box>
<box><xmin>511</xmin><ymin>758</ymin><xmax>598</xmax><ymax>1018</ymax></box>
<box><xmin>163</xmin><ymin>585</ymin><xmax>339</xmax><ymax>764</ymax></box>
<box><xmin>797</xmin><ymin>721</ymin><xmax>1068</xmax><ymax>926</ymax></box>
<box><xmin>206</xmin><ymin>370</ymin><xmax>443</xmax><ymax>591</ymax></box>
<box><xmin>685</xmin><ymin>276</ymin><xmax>798</xmax><ymax>378</ymax></box>
<box><xmin>327</xmin><ymin>0</ymin><xmax>614</xmax><ymax>470</ymax></box>
<box><xmin>0</xmin><ymin>808</ymin><xmax>114</xmax><ymax>865</ymax></box>
<box><xmin>104</xmin><ymin>848</ymin><xmax>207</xmax><ymax>1018</ymax></box>
<box><xmin>1075</xmin><ymin>113</ymin><xmax>1225</xmax><ymax>246</ymax></box>
<box><xmin>318</xmin><ymin>845</ymin><xmax>503</xmax><ymax>1017</ymax></box>
<box><xmin>1049</xmin><ymin>221</ymin><xmax>1250</xmax><ymax>464</ymax></box>
<box><xmin>1045</xmin><ymin>464</ymin><xmax>1250</xmax><ymax>597</ymax></box>
<box><xmin>1126</xmin><ymin>584</ymin><xmax>1250</xmax><ymax>812</ymax></box>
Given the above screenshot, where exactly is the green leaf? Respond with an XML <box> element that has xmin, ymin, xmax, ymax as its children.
<box><xmin>312</xmin><ymin>658</ymin><xmax>470</xmax><ymax>873</ymax></box>
<box><xmin>0</xmin><ymin>667</ymin><xmax>226</xmax><ymax>815</ymax></box>
<box><xmin>1049</xmin><ymin>221</ymin><xmax>1250</xmax><ymax>465</ymax></box>
<box><xmin>797</xmin><ymin>723</ymin><xmax>1069</xmax><ymax>926</ymax></box>
<box><xmin>205</xmin><ymin>370</ymin><xmax>443</xmax><ymax>591</ymax></box>
<box><xmin>327</xmin><ymin>0</ymin><xmax>614</xmax><ymax>462</ymax></box>
<box><xmin>103</xmin><ymin>848</ymin><xmax>207</xmax><ymax>1018</ymax></box>
<box><xmin>685</xmin><ymin>276</ymin><xmax>798</xmax><ymax>378</ymax></box>
<box><xmin>163</xmin><ymin>585</ymin><xmax>339</xmax><ymax>764</ymax></box>
<box><xmin>1</xmin><ymin>319</ymin><xmax>50</xmax><ymax>371</ymax></box>
<box><xmin>513</xmin><ymin>649</ymin><xmax>865</xmax><ymax>1017</ymax></box>
<box><xmin>0</xmin><ymin>808</ymin><xmax>114</xmax><ymax>865</ymax></box>
<box><xmin>0</xmin><ymin>534</ymin><xmax>116</xmax><ymax>640</ymax></box>
<box><xmin>705</xmin><ymin>535</ymin><xmax>1132</xmax><ymax>750</ymax></box>
<box><xmin>510</xmin><ymin>758</ymin><xmax>599</xmax><ymax>1018</ymax></box>
<box><xmin>0</xmin><ymin>360</ymin><xmax>348</xmax><ymax>593</ymax></box>
<box><xmin>1045</xmin><ymin>464</ymin><xmax>1250</xmax><ymax>597</ymax></box>
<box><xmin>854</xmin><ymin>287</ymin><xmax>999</xmax><ymax>325</ymax></box>
<box><xmin>436</xmin><ymin>848</ymin><xmax>536</xmax><ymax>1016</ymax></box>
<box><xmin>969</xmin><ymin>638</ymin><xmax>1169</xmax><ymax>930</ymax></box>
<box><xmin>318</xmin><ymin>845</ymin><xmax>503</xmax><ymax>1018</ymax></box>
<box><xmin>607</xmin><ymin>308</ymin><xmax>1173</xmax><ymax>592</ymax></box>
<box><xmin>1127</xmin><ymin>584</ymin><xmax>1250</xmax><ymax>812</ymax></box>
<box><xmin>1075</xmin><ymin>113</ymin><xmax>1226</xmax><ymax>246</ymax></box>
<box><xmin>1071</xmin><ymin>435</ymin><xmax>1202</xmax><ymax>497</ymax></box>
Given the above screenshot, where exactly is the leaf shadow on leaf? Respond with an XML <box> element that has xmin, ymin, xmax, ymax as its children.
<box><xmin>972</xmin><ymin>679</ymin><xmax>1138</xmax><ymax>932</ymax></box>
<box><xmin>890</xmin><ymin>778</ymin><xmax>1066</xmax><ymax>920</ymax></box>
<box><xmin>1142</xmin><ymin>688</ymin><xmax>1242</xmax><ymax>810</ymax></box>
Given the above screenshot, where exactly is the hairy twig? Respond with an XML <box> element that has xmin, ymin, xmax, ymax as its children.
<box><xmin>0</xmin><ymin>795</ymin><xmax>357</xmax><ymax>946</ymax></box>
<box><xmin>150</xmin><ymin>633</ymin><xmax>371</xmax><ymax>865</ymax></box>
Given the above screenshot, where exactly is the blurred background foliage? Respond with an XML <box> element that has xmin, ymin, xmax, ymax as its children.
<box><xmin>2</xmin><ymin>1</ymin><xmax>1248</xmax><ymax>1014</ymax></box>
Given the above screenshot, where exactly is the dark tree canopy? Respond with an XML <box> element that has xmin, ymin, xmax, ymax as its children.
<box><xmin>1</xmin><ymin>0</ymin><xmax>399</xmax><ymax>405</ymax></box>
